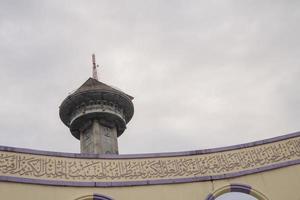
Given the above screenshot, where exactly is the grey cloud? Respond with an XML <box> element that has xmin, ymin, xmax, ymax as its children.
<box><xmin>0</xmin><ymin>1</ymin><xmax>299</xmax><ymax>154</ymax></box>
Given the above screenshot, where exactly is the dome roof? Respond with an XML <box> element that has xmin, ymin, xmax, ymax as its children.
<box><xmin>74</xmin><ymin>78</ymin><xmax>133</xmax><ymax>100</ymax></box>
<box><xmin>59</xmin><ymin>78</ymin><xmax>134</xmax><ymax>136</ymax></box>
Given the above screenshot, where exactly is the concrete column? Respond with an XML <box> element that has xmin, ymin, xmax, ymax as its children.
<box><xmin>80</xmin><ymin>120</ymin><xmax>118</xmax><ymax>154</ymax></box>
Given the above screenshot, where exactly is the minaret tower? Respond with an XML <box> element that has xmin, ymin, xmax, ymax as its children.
<box><xmin>59</xmin><ymin>55</ymin><xmax>134</xmax><ymax>154</ymax></box>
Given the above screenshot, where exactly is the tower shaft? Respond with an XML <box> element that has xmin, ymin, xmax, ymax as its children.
<box><xmin>80</xmin><ymin>120</ymin><xmax>118</xmax><ymax>154</ymax></box>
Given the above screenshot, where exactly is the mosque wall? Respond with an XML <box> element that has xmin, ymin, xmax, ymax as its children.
<box><xmin>1</xmin><ymin>165</ymin><xmax>300</xmax><ymax>200</ymax></box>
<box><xmin>1</xmin><ymin>131</ymin><xmax>300</xmax><ymax>200</ymax></box>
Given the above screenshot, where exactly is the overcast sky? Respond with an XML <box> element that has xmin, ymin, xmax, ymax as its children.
<box><xmin>0</xmin><ymin>1</ymin><xmax>300</xmax><ymax>157</ymax></box>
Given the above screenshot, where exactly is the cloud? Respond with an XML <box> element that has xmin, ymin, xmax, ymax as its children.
<box><xmin>0</xmin><ymin>1</ymin><xmax>299</xmax><ymax>154</ymax></box>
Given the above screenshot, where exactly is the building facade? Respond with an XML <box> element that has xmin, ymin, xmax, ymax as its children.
<box><xmin>0</xmin><ymin>62</ymin><xmax>300</xmax><ymax>199</ymax></box>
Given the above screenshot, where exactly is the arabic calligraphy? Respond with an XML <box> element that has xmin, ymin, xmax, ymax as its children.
<box><xmin>0</xmin><ymin>137</ymin><xmax>299</xmax><ymax>182</ymax></box>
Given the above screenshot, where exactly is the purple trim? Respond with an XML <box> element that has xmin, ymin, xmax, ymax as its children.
<box><xmin>0</xmin><ymin>131</ymin><xmax>299</xmax><ymax>159</ymax></box>
<box><xmin>205</xmin><ymin>184</ymin><xmax>252</xmax><ymax>200</ymax></box>
<box><xmin>93</xmin><ymin>194</ymin><xmax>114</xmax><ymax>200</ymax></box>
<box><xmin>230</xmin><ymin>184</ymin><xmax>251</xmax><ymax>193</ymax></box>
<box><xmin>206</xmin><ymin>194</ymin><xmax>215</xmax><ymax>200</ymax></box>
<box><xmin>0</xmin><ymin>158</ymin><xmax>300</xmax><ymax>187</ymax></box>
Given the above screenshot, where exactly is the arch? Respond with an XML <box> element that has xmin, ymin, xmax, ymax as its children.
<box><xmin>206</xmin><ymin>184</ymin><xmax>269</xmax><ymax>200</ymax></box>
<box><xmin>75</xmin><ymin>194</ymin><xmax>114</xmax><ymax>200</ymax></box>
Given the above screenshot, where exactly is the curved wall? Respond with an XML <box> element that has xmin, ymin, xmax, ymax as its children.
<box><xmin>0</xmin><ymin>131</ymin><xmax>300</xmax><ymax>200</ymax></box>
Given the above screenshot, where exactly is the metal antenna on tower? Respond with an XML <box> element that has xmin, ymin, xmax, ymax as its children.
<box><xmin>92</xmin><ymin>54</ymin><xmax>99</xmax><ymax>80</ymax></box>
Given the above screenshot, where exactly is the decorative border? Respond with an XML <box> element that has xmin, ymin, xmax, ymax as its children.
<box><xmin>205</xmin><ymin>183</ymin><xmax>269</xmax><ymax>200</ymax></box>
<box><xmin>1</xmin><ymin>159</ymin><xmax>300</xmax><ymax>187</ymax></box>
<box><xmin>206</xmin><ymin>184</ymin><xmax>252</xmax><ymax>200</ymax></box>
<box><xmin>74</xmin><ymin>194</ymin><xmax>114</xmax><ymax>200</ymax></box>
<box><xmin>0</xmin><ymin>131</ymin><xmax>300</xmax><ymax>187</ymax></box>
<box><xmin>93</xmin><ymin>194</ymin><xmax>114</xmax><ymax>200</ymax></box>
